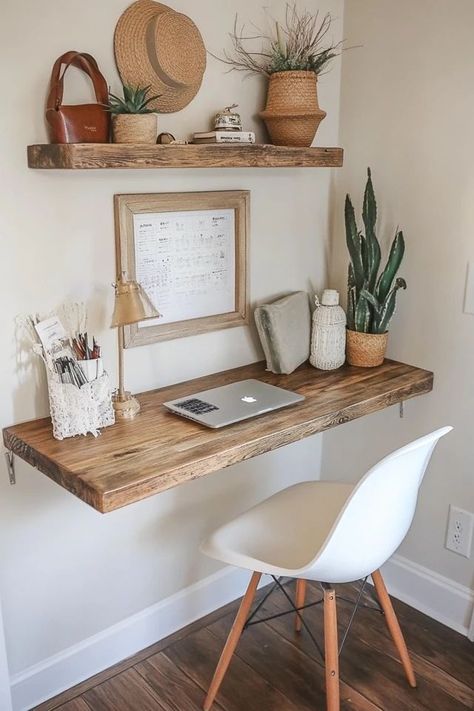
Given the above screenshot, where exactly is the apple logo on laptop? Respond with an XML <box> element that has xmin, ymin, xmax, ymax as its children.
<box><xmin>241</xmin><ymin>395</ymin><xmax>257</xmax><ymax>403</ymax></box>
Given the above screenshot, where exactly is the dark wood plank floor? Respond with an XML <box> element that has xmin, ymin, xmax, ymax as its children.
<box><xmin>34</xmin><ymin>581</ymin><xmax>474</xmax><ymax>711</ymax></box>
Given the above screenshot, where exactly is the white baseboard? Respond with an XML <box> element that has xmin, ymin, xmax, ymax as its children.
<box><xmin>379</xmin><ymin>554</ymin><xmax>474</xmax><ymax>636</ymax></box>
<box><xmin>468</xmin><ymin>606</ymin><xmax>474</xmax><ymax>642</ymax></box>
<box><xmin>10</xmin><ymin>555</ymin><xmax>474</xmax><ymax>711</ymax></box>
<box><xmin>10</xmin><ymin>566</ymin><xmax>259</xmax><ymax>711</ymax></box>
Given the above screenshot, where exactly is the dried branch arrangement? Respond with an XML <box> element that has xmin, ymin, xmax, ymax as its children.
<box><xmin>219</xmin><ymin>4</ymin><xmax>342</xmax><ymax>77</ymax></box>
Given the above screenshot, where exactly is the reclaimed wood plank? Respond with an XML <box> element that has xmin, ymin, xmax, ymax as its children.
<box><xmin>136</xmin><ymin>652</ymin><xmax>225</xmax><ymax>711</ymax></box>
<box><xmin>82</xmin><ymin>668</ymin><xmax>165</xmax><ymax>711</ymax></box>
<box><xmin>2</xmin><ymin>360</ymin><xmax>433</xmax><ymax>513</ymax></box>
<box><xmin>165</xmin><ymin>627</ymin><xmax>302</xmax><ymax>711</ymax></box>
<box><xmin>45</xmin><ymin>700</ymin><xmax>91</xmax><ymax>711</ymax></box>
<box><xmin>386</xmin><ymin>593</ymin><xmax>474</xmax><ymax>692</ymax></box>
<box><xmin>27</xmin><ymin>144</ymin><xmax>344</xmax><ymax>170</ymax></box>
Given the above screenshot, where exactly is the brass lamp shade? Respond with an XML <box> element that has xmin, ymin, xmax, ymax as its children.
<box><xmin>111</xmin><ymin>276</ymin><xmax>160</xmax><ymax>327</ymax></box>
<box><xmin>110</xmin><ymin>275</ymin><xmax>160</xmax><ymax>421</ymax></box>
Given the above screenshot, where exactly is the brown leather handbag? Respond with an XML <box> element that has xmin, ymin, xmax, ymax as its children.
<box><xmin>46</xmin><ymin>51</ymin><xmax>110</xmax><ymax>144</ymax></box>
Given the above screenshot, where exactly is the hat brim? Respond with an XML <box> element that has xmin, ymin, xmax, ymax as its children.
<box><xmin>114</xmin><ymin>0</ymin><xmax>206</xmax><ymax>114</ymax></box>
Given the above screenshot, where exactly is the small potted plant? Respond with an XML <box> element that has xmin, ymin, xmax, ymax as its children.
<box><xmin>219</xmin><ymin>4</ymin><xmax>342</xmax><ymax>147</ymax></box>
<box><xmin>345</xmin><ymin>168</ymin><xmax>407</xmax><ymax>367</ymax></box>
<box><xmin>109</xmin><ymin>85</ymin><xmax>160</xmax><ymax>144</ymax></box>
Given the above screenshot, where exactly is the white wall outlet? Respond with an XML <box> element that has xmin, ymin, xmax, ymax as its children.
<box><xmin>445</xmin><ymin>505</ymin><xmax>474</xmax><ymax>558</ymax></box>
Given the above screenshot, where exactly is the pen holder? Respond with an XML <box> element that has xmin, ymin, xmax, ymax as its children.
<box><xmin>46</xmin><ymin>368</ymin><xmax>115</xmax><ymax>440</ymax></box>
<box><xmin>79</xmin><ymin>357</ymin><xmax>104</xmax><ymax>383</ymax></box>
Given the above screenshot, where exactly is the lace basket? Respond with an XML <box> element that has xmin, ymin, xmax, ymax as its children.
<box><xmin>46</xmin><ymin>369</ymin><xmax>115</xmax><ymax>440</ymax></box>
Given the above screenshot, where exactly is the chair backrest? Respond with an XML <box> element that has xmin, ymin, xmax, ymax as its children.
<box><xmin>306</xmin><ymin>427</ymin><xmax>452</xmax><ymax>583</ymax></box>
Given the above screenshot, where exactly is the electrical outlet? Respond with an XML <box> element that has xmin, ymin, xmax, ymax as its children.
<box><xmin>445</xmin><ymin>505</ymin><xmax>474</xmax><ymax>558</ymax></box>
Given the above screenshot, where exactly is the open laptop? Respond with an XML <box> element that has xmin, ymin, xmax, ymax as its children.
<box><xmin>163</xmin><ymin>379</ymin><xmax>305</xmax><ymax>428</ymax></box>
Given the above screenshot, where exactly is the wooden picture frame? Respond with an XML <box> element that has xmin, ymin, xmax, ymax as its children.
<box><xmin>114</xmin><ymin>190</ymin><xmax>250</xmax><ymax>347</ymax></box>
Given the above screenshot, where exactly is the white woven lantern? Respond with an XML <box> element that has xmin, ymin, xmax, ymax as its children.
<box><xmin>310</xmin><ymin>289</ymin><xmax>346</xmax><ymax>370</ymax></box>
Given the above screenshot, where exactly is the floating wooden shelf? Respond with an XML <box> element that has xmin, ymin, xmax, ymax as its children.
<box><xmin>27</xmin><ymin>143</ymin><xmax>344</xmax><ymax>170</ymax></box>
<box><xmin>3</xmin><ymin>359</ymin><xmax>433</xmax><ymax>513</ymax></box>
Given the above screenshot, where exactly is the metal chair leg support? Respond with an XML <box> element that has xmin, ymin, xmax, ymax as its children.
<box><xmin>338</xmin><ymin>577</ymin><xmax>367</xmax><ymax>654</ymax></box>
<box><xmin>272</xmin><ymin>576</ymin><xmax>325</xmax><ymax>662</ymax></box>
<box><xmin>244</xmin><ymin>577</ymin><xmax>279</xmax><ymax>628</ymax></box>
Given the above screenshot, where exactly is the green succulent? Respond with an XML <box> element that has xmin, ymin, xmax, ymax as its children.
<box><xmin>108</xmin><ymin>85</ymin><xmax>161</xmax><ymax>114</ymax></box>
<box><xmin>346</xmin><ymin>168</ymin><xmax>407</xmax><ymax>334</ymax></box>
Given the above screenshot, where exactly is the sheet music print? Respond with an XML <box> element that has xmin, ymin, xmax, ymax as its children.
<box><xmin>134</xmin><ymin>209</ymin><xmax>236</xmax><ymax>327</ymax></box>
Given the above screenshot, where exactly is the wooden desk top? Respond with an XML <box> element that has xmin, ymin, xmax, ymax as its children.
<box><xmin>3</xmin><ymin>360</ymin><xmax>433</xmax><ymax>513</ymax></box>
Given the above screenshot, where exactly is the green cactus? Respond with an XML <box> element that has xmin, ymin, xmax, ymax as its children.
<box><xmin>345</xmin><ymin>169</ymin><xmax>407</xmax><ymax>334</ymax></box>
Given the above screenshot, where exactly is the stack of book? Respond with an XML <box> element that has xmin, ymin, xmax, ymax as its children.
<box><xmin>192</xmin><ymin>130</ymin><xmax>255</xmax><ymax>145</ymax></box>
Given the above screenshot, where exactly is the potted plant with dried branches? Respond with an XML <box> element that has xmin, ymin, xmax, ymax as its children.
<box><xmin>219</xmin><ymin>4</ymin><xmax>342</xmax><ymax>146</ymax></box>
<box><xmin>345</xmin><ymin>169</ymin><xmax>407</xmax><ymax>367</ymax></box>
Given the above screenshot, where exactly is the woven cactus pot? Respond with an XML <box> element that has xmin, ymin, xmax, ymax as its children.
<box><xmin>346</xmin><ymin>329</ymin><xmax>388</xmax><ymax>368</ymax></box>
<box><xmin>112</xmin><ymin>113</ymin><xmax>157</xmax><ymax>143</ymax></box>
<box><xmin>259</xmin><ymin>71</ymin><xmax>326</xmax><ymax>147</ymax></box>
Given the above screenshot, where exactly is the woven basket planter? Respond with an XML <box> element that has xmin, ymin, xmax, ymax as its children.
<box><xmin>259</xmin><ymin>71</ymin><xmax>326</xmax><ymax>147</ymax></box>
<box><xmin>112</xmin><ymin>114</ymin><xmax>157</xmax><ymax>144</ymax></box>
<box><xmin>346</xmin><ymin>329</ymin><xmax>388</xmax><ymax>368</ymax></box>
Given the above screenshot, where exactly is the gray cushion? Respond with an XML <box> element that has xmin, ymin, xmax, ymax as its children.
<box><xmin>254</xmin><ymin>291</ymin><xmax>311</xmax><ymax>374</ymax></box>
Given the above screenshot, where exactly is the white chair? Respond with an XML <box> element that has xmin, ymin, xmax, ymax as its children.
<box><xmin>200</xmin><ymin>427</ymin><xmax>452</xmax><ymax>711</ymax></box>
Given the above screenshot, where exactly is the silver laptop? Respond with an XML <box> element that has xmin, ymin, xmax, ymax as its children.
<box><xmin>163</xmin><ymin>379</ymin><xmax>304</xmax><ymax>428</ymax></box>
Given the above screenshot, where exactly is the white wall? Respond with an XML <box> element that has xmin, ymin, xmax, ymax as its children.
<box><xmin>324</xmin><ymin>0</ymin><xmax>474</xmax><ymax>594</ymax></box>
<box><xmin>0</xmin><ymin>0</ymin><xmax>343</xmax><ymax>702</ymax></box>
<box><xmin>0</xmin><ymin>598</ymin><xmax>12</xmax><ymax>711</ymax></box>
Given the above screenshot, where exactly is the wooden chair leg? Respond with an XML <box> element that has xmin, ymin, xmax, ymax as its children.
<box><xmin>295</xmin><ymin>579</ymin><xmax>307</xmax><ymax>632</ymax></box>
<box><xmin>323</xmin><ymin>586</ymin><xmax>340</xmax><ymax>711</ymax></box>
<box><xmin>203</xmin><ymin>571</ymin><xmax>261</xmax><ymax>711</ymax></box>
<box><xmin>372</xmin><ymin>569</ymin><xmax>417</xmax><ymax>688</ymax></box>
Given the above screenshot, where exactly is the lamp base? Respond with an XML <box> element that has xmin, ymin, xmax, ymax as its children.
<box><xmin>112</xmin><ymin>391</ymin><xmax>140</xmax><ymax>420</ymax></box>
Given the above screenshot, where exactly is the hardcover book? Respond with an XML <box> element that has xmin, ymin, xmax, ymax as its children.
<box><xmin>192</xmin><ymin>131</ymin><xmax>255</xmax><ymax>144</ymax></box>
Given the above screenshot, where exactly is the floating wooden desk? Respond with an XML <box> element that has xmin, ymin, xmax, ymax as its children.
<box><xmin>3</xmin><ymin>360</ymin><xmax>433</xmax><ymax>514</ymax></box>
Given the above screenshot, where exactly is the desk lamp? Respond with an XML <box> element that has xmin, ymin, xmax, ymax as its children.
<box><xmin>111</xmin><ymin>274</ymin><xmax>160</xmax><ymax>420</ymax></box>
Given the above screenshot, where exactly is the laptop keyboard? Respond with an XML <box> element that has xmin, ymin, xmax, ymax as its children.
<box><xmin>174</xmin><ymin>398</ymin><xmax>219</xmax><ymax>415</ymax></box>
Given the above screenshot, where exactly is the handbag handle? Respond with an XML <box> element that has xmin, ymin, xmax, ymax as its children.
<box><xmin>47</xmin><ymin>51</ymin><xmax>109</xmax><ymax>111</ymax></box>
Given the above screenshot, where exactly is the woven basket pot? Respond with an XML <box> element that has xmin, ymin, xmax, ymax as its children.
<box><xmin>112</xmin><ymin>114</ymin><xmax>157</xmax><ymax>144</ymax></box>
<box><xmin>346</xmin><ymin>329</ymin><xmax>388</xmax><ymax>368</ymax></box>
<box><xmin>259</xmin><ymin>71</ymin><xmax>326</xmax><ymax>147</ymax></box>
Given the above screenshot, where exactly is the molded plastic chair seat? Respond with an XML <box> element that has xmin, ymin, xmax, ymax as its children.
<box><xmin>200</xmin><ymin>427</ymin><xmax>452</xmax><ymax>711</ymax></box>
<box><xmin>201</xmin><ymin>481</ymin><xmax>354</xmax><ymax>577</ymax></box>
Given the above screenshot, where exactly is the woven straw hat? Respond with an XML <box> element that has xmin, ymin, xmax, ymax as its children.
<box><xmin>114</xmin><ymin>0</ymin><xmax>206</xmax><ymax>113</ymax></box>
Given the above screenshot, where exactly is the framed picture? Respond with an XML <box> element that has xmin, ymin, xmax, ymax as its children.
<box><xmin>114</xmin><ymin>190</ymin><xmax>250</xmax><ymax>347</ymax></box>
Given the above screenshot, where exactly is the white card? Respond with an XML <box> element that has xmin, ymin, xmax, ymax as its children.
<box><xmin>35</xmin><ymin>316</ymin><xmax>68</xmax><ymax>351</ymax></box>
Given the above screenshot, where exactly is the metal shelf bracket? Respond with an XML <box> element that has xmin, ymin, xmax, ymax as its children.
<box><xmin>4</xmin><ymin>451</ymin><xmax>16</xmax><ymax>485</ymax></box>
<box><xmin>399</xmin><ymin>401</ymin><xmax>405</xmax><ymax>419</ymax></box>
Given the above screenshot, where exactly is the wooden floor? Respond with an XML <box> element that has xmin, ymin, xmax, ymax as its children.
<box><xmin>34</xmin><ymin>580</ymin><xmax>474</xmax><ymax>711</ymax></box>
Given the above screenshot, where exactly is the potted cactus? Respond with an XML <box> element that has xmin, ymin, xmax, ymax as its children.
<box><xmin>345</xmin><ymin>168</ymin><xmax>407</xmax><ymax>367</ymax></box>
<box><xmin>109</xmin><ymin>85</ymin><xmax>160</xmax><ymax>144</ymax></box>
